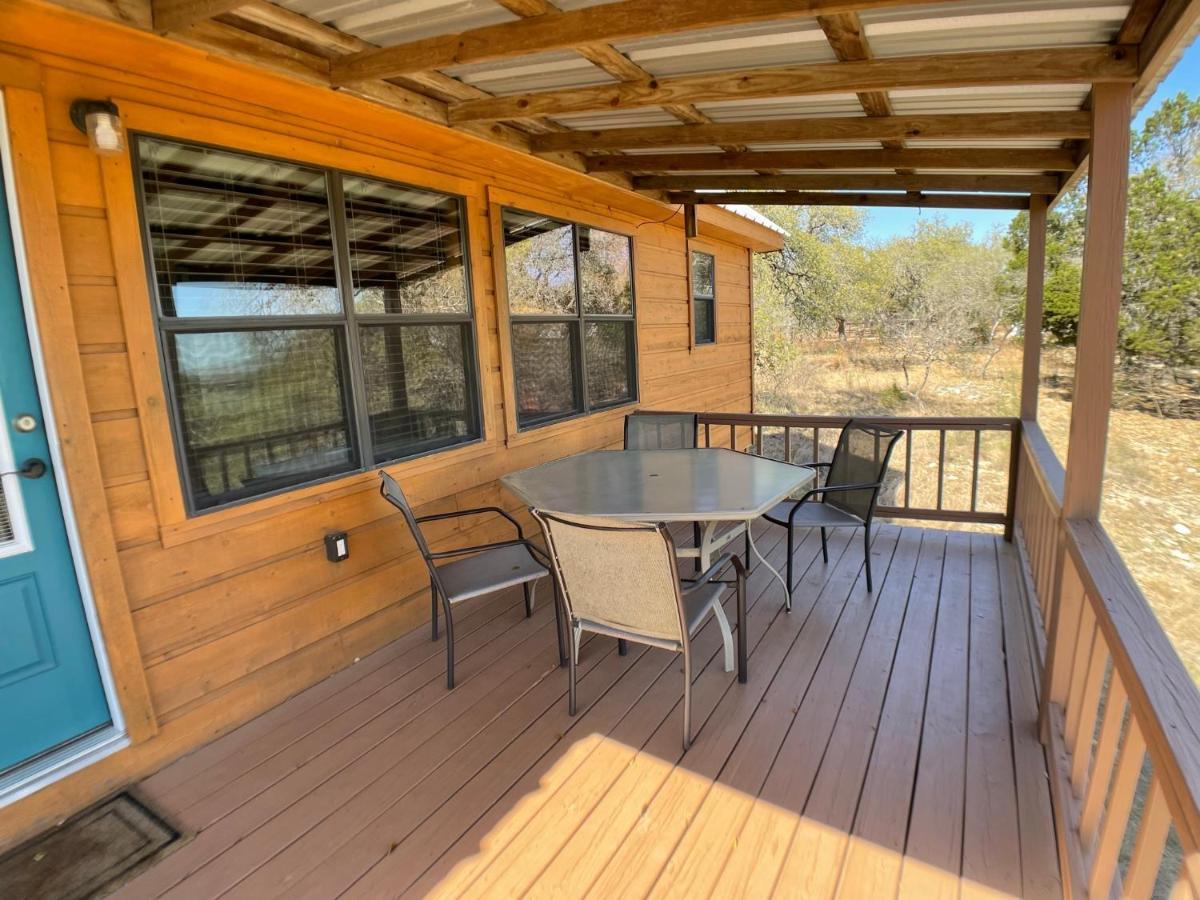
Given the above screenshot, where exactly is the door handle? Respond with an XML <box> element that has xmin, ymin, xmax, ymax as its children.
<box><xmin>1</xmin><ymin>458</ymin><xmax>47</xmax><ymax>479</ymax></box>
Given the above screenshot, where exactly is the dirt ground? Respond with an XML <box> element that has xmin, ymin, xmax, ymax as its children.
<box><xmin>756</xmin><ymin>341</ymin><xmax>1200</xmax><ymax>685</ymax></box>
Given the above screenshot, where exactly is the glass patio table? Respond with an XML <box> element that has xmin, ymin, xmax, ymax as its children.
<box><xmin>501</xmin><ymin>448</ymin><xmax>816</xmax><ymax>683</ymax></box>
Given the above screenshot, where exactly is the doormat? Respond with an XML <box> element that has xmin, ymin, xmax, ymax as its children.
<box><xmin>0</xmin><ymin>793</ymin><xmax>178</xmax><ymax>899</ymax></box>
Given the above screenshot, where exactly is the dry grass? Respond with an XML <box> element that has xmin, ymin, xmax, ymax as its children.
<box><xmin>757</xmin><ymin>341</ymin><xmax>1200</xmax><ymax>685</ymax></box>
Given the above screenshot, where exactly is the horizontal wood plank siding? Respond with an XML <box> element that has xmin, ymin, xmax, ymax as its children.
<box><xmin>0</xmin><ymin>1</ymin><xmax>770</xmax><ymax>848</ymax></box>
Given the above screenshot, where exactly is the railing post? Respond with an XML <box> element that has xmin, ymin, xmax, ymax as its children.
<box><xmin>1004</xmin><ymin>421</ymin><xmax>1021</xmax><ymax>542</ymax></box>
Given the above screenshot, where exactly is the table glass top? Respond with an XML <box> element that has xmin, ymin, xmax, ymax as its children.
<box><xmin>500</xmin><ymin>449</ymin><xmax>815</xmax><ymax>521</ymax></box>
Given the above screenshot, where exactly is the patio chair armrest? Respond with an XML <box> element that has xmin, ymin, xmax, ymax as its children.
<box><xmin>416</xmin><ymin>505</ymin><xmax>524</xmax><ymax>538</ymax></box>
<box><xmin>788</xmin><ymin>481</ymin><xmax>881</xmax><ymax>522</ymax></box>
<box><xmin>681</xmin><ymin>552</ymin><xmax>746</xmax><ymax>593</ymax></box>
<box><xmin>428</xmin><ymin>538</ymin><xmax>533</xmax><ymax>560</ymax></box>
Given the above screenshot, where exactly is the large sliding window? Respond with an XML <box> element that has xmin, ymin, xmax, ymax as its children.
<box><xmin>136</xmin><ymin>136</ymin><xmax>480</xmax><ymax>513</ymax></box>
<box><xmin>501</xmin><ymin>208</ymin><xmax>636</xmax><ymax>429</ymax></box>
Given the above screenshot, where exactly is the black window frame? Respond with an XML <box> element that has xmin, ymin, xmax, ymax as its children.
<box><xmin>132</xmin><ymin>132</ymin><xmax>484</xmax><ymax>516</ymax></box>
<box><xmin>692</xmin><ymin>249</ymin><xmax>717</xmax><ymax>346</ymax></box>
<box><xmin>501</xmin><ymin>206</ymin><xmax>638</xmax><ymax>431</ymax></box>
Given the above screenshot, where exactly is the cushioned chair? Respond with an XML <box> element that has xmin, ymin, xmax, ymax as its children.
<box><xmin>380</xmin><ymin>471</ymin><xmax>563</xmax><ymax>688</ymax></box>
<box><xmin>763</xmin><ymin>420</ymin><xmax>904</xmax><ymax>593</ymax></box>
<box><xmin>624</xmin><ymin>411</ymin><xmax>750</xmax><ymax>572</ymax></box>
<box><xmin>532</xmin><ymin>509</ymin><xmax>744</xmax><ymax>750</ymax></box>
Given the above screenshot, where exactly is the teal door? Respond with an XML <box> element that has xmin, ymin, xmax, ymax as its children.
<box><xmin>0</xmin><ymin>175</ymin><xmax>110</xmax><ymax>773</ymax></box>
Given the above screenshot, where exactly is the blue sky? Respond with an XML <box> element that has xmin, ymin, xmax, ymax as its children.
<box><xmin>860</xmin><ymin>37</ymin><xmax>1200</xmax><ymax>242</ymax></box>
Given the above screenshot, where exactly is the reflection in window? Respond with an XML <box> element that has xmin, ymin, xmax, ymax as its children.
<box><xmin>344</xmin><ymin>177</ymin><xmax>469</xmax><ymax>315</ymax></box>
<box><xmin>512</xmin><ymin>322</ymin><xmax>580</xmax><ymax>425</ymax></box>
<box><xmin>502</xmin><ymin>209</ymin><xmax>577</xmax><ymax>315</ymax></box>
<box><xmin>502</xmin><ymin>208</ymin><xmax>637</xmax><ymax>429</ymax></box>
<box><xmin>137</xmin><ymin>136</ymin><xmax>482</xmax><ymax>513</ymax></box>
<box><xmin>166</xmin><ymin>329</ymin><xmax>355</xmax><ymax>510</ymax></box>
<box><xmin>579</xmin><ymin>226</ymin><xmax>633</xmax><ymax>315</ymax></box>
<box><xmin>139</xmin><ymin>137</ymin><xmax>341</xmax><ymax>317</ymax></box>
<box><xmin>360</xmin><ymin>324</ymin><xmax>477</xmax><ymax>463</ymax></box>
<box><xmin>585</xmin><ymin>321</ymin><xmax>633</xmax><ymax>406</ymax></box>
<box><xmin>692</xmin><ymin>251</ymin><xmax>716</xmax><ymax>345</ymax></box>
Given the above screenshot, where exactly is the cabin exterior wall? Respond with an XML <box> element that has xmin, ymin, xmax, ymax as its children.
<box><xmin>0</xmin><ymin>0</ymin><xmax>776</xmax><ymax>848</ymax></box>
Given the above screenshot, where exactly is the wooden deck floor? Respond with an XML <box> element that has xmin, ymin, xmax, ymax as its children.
<box><xmin>120</xmin><ymin>521</ymin><xmax>1060</xmax><ymax>899</ymax></box>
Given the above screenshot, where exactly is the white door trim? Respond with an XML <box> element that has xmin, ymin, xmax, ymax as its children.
<box><xmin>0</xmin><ymin>93</ymin><xmax>128</xmax><ymax>807</ymax></box>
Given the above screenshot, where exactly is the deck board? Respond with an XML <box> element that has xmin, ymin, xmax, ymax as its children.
<box><xmin>119</xmin><ymin>523</ymin><xmax>1059</xmax><ymax>899</ymax></box>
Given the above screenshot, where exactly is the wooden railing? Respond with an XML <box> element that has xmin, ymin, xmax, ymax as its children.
<box><xmin>695</xmin><ymin>412</ymin><xmax>1021</xmax><ymax>534</ymax></box>
<box><xmin>1014</xmin><ymin>420</ymin><xmax>1200</xmax><ymax>899</ymax></box>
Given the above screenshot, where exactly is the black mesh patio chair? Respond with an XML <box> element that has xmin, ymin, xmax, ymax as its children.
<box><xmin>624</xmin><ymin>411</ymin><xmax>750</xmax><ymax>572</ymax></box>
<box><xmin>763</xmin><ymin>420</ymin><xmax>904</xmax><ymax>593</ymax></box>
<box><xmin>532</xmin><ymin>509</ymin><xmax>744</xmax><ymax>750</ymax></box>
<box><xmin>380</xmin><ymin>471</ymin><xmax>564</xmax><ymax>689</ymax></box>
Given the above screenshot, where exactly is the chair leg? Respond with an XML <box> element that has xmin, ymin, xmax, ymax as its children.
<box><xmin>693</xmin><ymin>522</ymin><xmax>702</xmax><ymax>573</ymax></box>
<box><xmin>744</xmin><ymin>526</ymin><xmax>751</xmax><ymax>570</ymax></box>
<box><xmin>682</xmin><ymin>645</ymin><xmax>693</xmax><ymax>751</ymax></box>
<box><xmin>443</xmin><ymin>598</ymin><xmax>456</xmax><ymax>689</ymax></box>
<box><xmin>552</xmin><ymin>579</ymin><xmax>567</xmax><ymax>666</ymax></box>
<box><xmin>820</xmin><ymin>527</ymin><xmax>829</xmax><ymax>563</ymax></box>
<box><xmin>430</xmin><ymin>581</ymin><xmax>439</xmax><ymax>641</ymax></box>
<box><xmin>569</xmin><ymin>626</ymin><xmax>581</xmax><ymax>716</ymax></box>
<box><xmin>523</xmin><ymin>581</ymin><xmax>533</xmax><ymax>617</ymax></box>
<box><xmin>864</xmin><ymin>525</ymin><xmax>873</xmax><ymax>592</ymax></box>
<box><xmin>711</xmin><ymin>600</ymin><xmax>734</xmax><ymax>673</ymax></box>
<box><xmin>786</xmin><ymin>525</ymin><xmax>794</xmax><ymax>600</ymax></box>
<box><xmin>617</xmin><ymin>638</ymin><xmax>628</xmax><ymax>656</ymax></box>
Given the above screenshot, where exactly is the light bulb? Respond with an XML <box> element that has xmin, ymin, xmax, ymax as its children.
<box><xmin>85</xmin><ymin>111</ymin><xmax>125</xmax><ymax>156</ymax></box>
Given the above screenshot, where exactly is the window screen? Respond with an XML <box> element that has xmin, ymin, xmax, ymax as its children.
<box><xmin>502</xmin><ymin>208</ymin><xmax>636</xmax><ymax>429</ymax></box>
<box><xmin>137</xmin><ymin>136</ymin><xmax>481</xmax><ymax>513</ymax></box>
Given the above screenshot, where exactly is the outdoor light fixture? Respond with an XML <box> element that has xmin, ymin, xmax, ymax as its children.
<box><xmin>69</xmin><ymin>99</ymin><xmax>125</xmax><ymax>156</ymax></box>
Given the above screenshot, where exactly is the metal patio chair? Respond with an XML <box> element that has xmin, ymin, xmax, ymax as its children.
<box><xmin>624</xmin><ymin>411</ymin><xmax>750</xmax><ymax>572</ymax></box>
<box><xmin>532</xmin><ymin>509</ymin><xmax>744</xmax><ymax>750</ymax></box>
<box><xmin>762</xmin><ymin>420</ymin><xmax>904</xmax><ymax>594</ymax></box>
<box><xmin>380</xmin><ymin>471</ymin><xmax>564</xmax><ymax>689</ymax></box>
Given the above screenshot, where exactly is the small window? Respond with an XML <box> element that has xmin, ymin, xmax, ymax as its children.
<box><xmin>136</xmin><ymin>136</ymin><xmax>481</xmax><ymax>513</ymax></box>
<box><xmin>502</xmin><ymin>209</ymin><xmax>636</xmax><ymax>429</ymax></box>
<box><xmin>692</xmin><ymin>251</ymin><xmax>716</xmax><ymax>345</ymax></box>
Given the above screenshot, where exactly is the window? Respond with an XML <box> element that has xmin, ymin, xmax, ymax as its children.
<box><xmin>136</xmin><ymin>136</ymin><xmax>480</xmax><ymax>513</ymax></box>
<box><xmin>501</xmin><ymin>208</ymin><xmax>636</xmax><ymax>429</ymax></box>
<box><xmin>692</xmin><ymin>251</ymin><xmax>716</xmax><ymax>345</ymax></box>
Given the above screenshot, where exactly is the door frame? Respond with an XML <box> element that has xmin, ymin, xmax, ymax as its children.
<box><xmin>0</xmin><ymin>93</ymin><xmax>128</xmax><ymax>807</ymax></box>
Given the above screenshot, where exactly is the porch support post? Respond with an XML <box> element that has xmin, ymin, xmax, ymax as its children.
<box><xmin>1039</xmin><ymin>82</ymin><xmax>1131</xmax><ymax>737</ymax></box>
<box><xmin>1020</xmin><ymin>194</ymin><xmax>1048</xmax><ymax>422</ymax></box>
<box><xmin>1061</xmin><ymin>82</ymin><xmax>1132</xmax><ymax>521</ymax></box>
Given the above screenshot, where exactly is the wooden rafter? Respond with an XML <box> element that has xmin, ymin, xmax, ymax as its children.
<box><xmin>530</xmin><ymin>111</ymin><xmax>1092</xmax><ymax>153</ymax></box>
<box><xmin>153</xmin><ymin>0</ymin><xmax>245</xmax><ymax>33</ymax></box>
<box><xmin>327</xmin><ymin>0</ymin><xmax>965</xmax><ymax>86</ymax></box>
<box><xmin>447</xmin><ymin>46</ymin><xmax>1138</xmax><ymax>123</ymax></box>
<box><xmin>587</xmin><ymin>147</ymin><xmax>1079</xmax><ymax>173</ymax></box>
<box><xmin>635</xmin><ymin>173</ymin><xmax>1063</xmax><ymax>193</ymax></box>
<box><xmin>817</xmin><ymin>12</ymin><xmax>899</xmax><ymax>147</ymax></box>
<box><xmin>665</xmin><ymin>191</ymin><xmax>1033</xmax><ymax>210</ymax></box>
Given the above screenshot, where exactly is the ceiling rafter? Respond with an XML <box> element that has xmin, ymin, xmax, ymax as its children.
<box><xmin>327</xmin><ymin>0</ymin><xmax>966</xmax><ymax>86</ymax></box>
<box><xmin>446</xmin><ymin>45</ymin><xmax>1138</xmax><ymax>123</ymax></box>
<box><xmin>666</xmin><ymin>191</ymin><xmax>1033</xmax><ymax>210</ymax></box>
<box><xmin>635</xmin><ymin>173</ymin><xmax>1063</xmax><ymax>193</ymax></box>
<box><xmin>586</xmin><ymin>147</ymin><xmax>1080</xmax><ymax>173</ymax></box>
<box><xmin>530</xmin><ymin>111</ymin><xmax>1092</xmax><ymax>153</ymax></box>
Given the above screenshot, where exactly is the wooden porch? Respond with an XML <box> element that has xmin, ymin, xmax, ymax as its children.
<box><xmin>118</xmin><ymin>517</ymin><xmax>1058</xmax><ymax>899</ymax></box>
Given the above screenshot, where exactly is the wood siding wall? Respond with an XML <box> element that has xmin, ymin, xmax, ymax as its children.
<box><xmin>0</xmin><ymin>0</ymin><xmax>774</xmax><ymax>848</ymax></box>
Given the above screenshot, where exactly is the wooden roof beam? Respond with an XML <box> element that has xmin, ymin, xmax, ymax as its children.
<box><xmin>589</xmin><ymin>147</ymin><xmax>1079</xmax><ymax>173</ymax></box>
<box><xmin>531</xmin><ymin>111</ymin><xmax>1092</xmax><ymax>153</ymax></box>
<box><xmin>447</xmin><ymin>45</ymin><xmax>1137</xmax><ymax>123</ymax></box>
<box><xmin>329</xmin><ymin>0</ymin><xmax>964</xmax><ymax>86</ymax></box>
<box><xmin>664</xmin><ymin>191</ymin><xmax>1033</xmax><ymax>210</ymax></box>
<box><xmin>636</xmin><ymin>173</ymin><xmax>1063</xmax><ymax>193</ymax></box>
<box><xmin>153</xmin><ymin>0</ymin><xmax>248</xmax><ymax>33</ymax></box>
